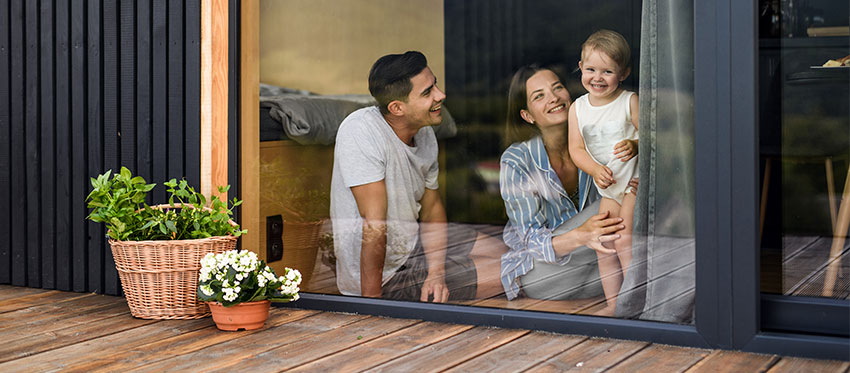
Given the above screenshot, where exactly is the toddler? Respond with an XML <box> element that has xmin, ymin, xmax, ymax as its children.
<box><xmin>568</xmin><ymin>29</ymin><xmax>639</xmax><ymax>316</ymax></box>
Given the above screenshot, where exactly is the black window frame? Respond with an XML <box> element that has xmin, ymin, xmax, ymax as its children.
<box><xmin>259</xmin><ymin>0</ymin><xmax>850</xmax><ymax>360</ymax></box>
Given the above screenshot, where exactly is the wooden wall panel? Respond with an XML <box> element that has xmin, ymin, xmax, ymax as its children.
<box><xmin>39</xmin><ymin>2</ymin><xmax>57</xmax><ymax>287</ymax></box>
<box><xmin>185</xmin><ymin>1</ymin><xmax>202</xmax><ymax>189</ymax></box>
<box><xmin>151</xmin><ymin>0</ymin><xmax>168</xmax><ymax>205</ymax></box>
<box><xmin>0</xmin><ymin>0</ymin><xmax>11</xmax><ymax>283</ymax></box>
<box><xmin>1</xmin><ymin>0</ymin><xmax>204</xmax><ymax>295</ymax></box>
<box><xmin>167</xmin><ymin>0</ymin><xmax>184</xmax><ymax>184</ymax></box>
<box><xmin>85</xmin><ymin>0</ymin><xmax>103</xmax><ymax>293</ymax></box>
<box><xmin>55</xmin><ymin>2</ymin><xmax>71</xmax><ymax>290</ymax></box>
<box><xmin>9</xmin><ymin>0</ymin><xmax>25</xmax><ymax>286</ymax></box>
<box><xmin>228</xmin><ymin>0</ymin><xmax>241</xmax><ymax>232</ymax></box>
<box><xmin>70</xmin><ymin>0</ymin><xmax>87</xmax><ymax>293</ymax></box>
<box><xmin>102</xmin><ymin>0</ymin><xmax>120</xmax><ymax>294</ymax></box>
<box><xmin>24</xmin><ymin>0</ymin><xmax>40</xmax><ymax>287</ymax></box>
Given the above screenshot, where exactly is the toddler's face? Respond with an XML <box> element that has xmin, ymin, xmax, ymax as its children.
<box><xmin>579</xmin><ymin>49</ymin><xmax>629</xmax><ymax>105</ymax></box>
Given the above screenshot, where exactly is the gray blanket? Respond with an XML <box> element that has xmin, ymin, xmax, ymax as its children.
<box><xmin>259</xmin><ymin>85</ymin><xmax>457</xmax><ymax>145</ymax></box>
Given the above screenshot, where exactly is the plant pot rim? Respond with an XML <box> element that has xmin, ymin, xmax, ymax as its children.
<box><xmin>207</xmin><ymin>299</ymin><xmax>272</xmax><ymax>307</ymax></box>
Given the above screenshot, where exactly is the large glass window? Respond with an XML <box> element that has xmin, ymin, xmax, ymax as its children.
<box><xmin>257</xmin><ymin>0</ymin><xmax>695</xmax><ymax>324</ymax></box>
<box><xmin>758</xmin><ymin>0</ymin><xmax>850</xmax><ymax>302</ymax></box>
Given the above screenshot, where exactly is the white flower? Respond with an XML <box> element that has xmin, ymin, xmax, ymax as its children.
<box><xmin>198</xmin><ymin>249</ymin><xmax>300</xmax><ymax>303</ymax></box>
<box><xmin>286</xmin><ymin>269</ymin><xmax>301</xmax><ymax>283</ymax></box>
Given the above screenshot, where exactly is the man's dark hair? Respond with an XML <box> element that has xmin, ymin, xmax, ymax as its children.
<box><xmin>368</xmin><ymin>51</ymin><xmax>428</xmax><ymax>115</ymax></box>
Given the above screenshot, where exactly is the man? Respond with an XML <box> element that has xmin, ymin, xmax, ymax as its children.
<box><xmin>330</xmin><ymin>51</ymin><xmax>506</xmax><ymax>302</ymax></box>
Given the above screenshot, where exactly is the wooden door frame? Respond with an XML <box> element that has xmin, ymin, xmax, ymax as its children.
<box><xmin>203</xmin><ymin>0</ymin><xmax>260</xmax><ymax>254</ymax></box>
<box><xmin>238</xmin><ymin>0</ymin><xmax>260</xmax><ymax>253</ymax></box>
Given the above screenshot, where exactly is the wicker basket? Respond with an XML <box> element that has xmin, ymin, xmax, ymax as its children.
<box><xmin>108</xmin><ymin>204</ymin><xmax>238</xmax><ymax>319</ymax></box>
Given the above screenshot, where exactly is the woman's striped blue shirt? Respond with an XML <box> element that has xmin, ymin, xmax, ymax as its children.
<box><xmin>499</xmin><ymin>136</ymin><xmax>597</xmax><ymax>299</ymax></box>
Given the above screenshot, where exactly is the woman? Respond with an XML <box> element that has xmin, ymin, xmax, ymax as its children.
<box><xmin>499</xmin><ymin>65</ymin><xmax>633</xmax><ymax>311</ymax></box>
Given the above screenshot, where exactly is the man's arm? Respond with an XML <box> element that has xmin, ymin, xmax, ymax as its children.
<box><xmin>350</xmin><ymin>180</ymin><xmax>388</xmax><ymax>298</ymax></box>
<box><xmin>418</xmin><ymin>188</ymin><xmax>449</xmax><ymax>302</ymax></box>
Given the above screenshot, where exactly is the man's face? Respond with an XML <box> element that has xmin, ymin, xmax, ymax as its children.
<box><xmin>402</xmin><ymin>67</ymin><xmax>446</xmax><ymax>127</ymax></box>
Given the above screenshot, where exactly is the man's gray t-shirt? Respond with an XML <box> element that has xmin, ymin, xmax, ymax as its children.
<box><xmin>330</xmin><ymin>106</ymin><xmax>440</xmax><ymax>296</ymax></box>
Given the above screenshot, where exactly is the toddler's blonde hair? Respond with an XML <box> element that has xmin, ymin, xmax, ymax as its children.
<box><xmin>580</xmin><ymin>29</ymin><xmax>631</xmax><ymax>72</ymax></box>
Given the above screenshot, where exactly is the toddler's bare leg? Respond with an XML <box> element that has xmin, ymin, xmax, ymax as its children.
<box><xmin>594</xmin><ymin>197</ymin><xmax>622</xmax><ymax>316</ymax></box>
<box><xmin>615</xmin><ymin>192</ymin><xmax>637</xmax><ymax>272</ymax></box>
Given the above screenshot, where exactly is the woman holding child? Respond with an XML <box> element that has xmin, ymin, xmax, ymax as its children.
<box><xmin>499</xmin><ymin>30</ymin><xmax>638</xmax><ymax>316</ymax></box>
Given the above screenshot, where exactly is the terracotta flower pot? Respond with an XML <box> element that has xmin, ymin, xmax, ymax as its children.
<box><xmin>208</xmin><ymin>300</ymin><xmax>271</xmax><ymax>331</ymax></box>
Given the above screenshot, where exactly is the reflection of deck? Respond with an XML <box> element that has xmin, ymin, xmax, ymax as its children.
<box><xmin>778</xmin><ymin>236</ymin><xmax>850</xmax><ymax>299</ymax></box>
<box><xmin>306</xmin><ymin>234</ymin><xmax>850</xmax><ymax>316</ymax></box>
<box><xmin>1</xmin><ymin>285</ymin><xmax>847</xmax><ymax>371</ymax></box>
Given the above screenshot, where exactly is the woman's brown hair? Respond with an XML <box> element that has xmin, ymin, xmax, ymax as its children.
<box><xmin>504</xmin><ymin>65</ymin><xmax>565</xmax><ymax>147</ymax></box>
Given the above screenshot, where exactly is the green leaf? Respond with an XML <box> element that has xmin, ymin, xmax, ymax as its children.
<box><xmin>165</xmin><ymin>220</ymin><xmax>177</xmax><ymax>233</ymax></box>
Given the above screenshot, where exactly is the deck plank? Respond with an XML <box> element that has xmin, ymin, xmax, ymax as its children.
<box><xmin>0</xmin><ymin>293</ymin><xmax>125</xmax><ymax>330</ymax></box>
<box><xmin>606</xmin><ymin>344</ymin><xmax>711</xmax><ymax>372</ymax></box>
<box><xmin>792</xmin><ymin>243</ymin><xmax>850</xmax><ymax>298</ymax></box>
<box><xmin>527</xmin><ymin>337</ymin><xmax>649</xmax><ymax>372</ymax></box>
<box><xmin>783</xmin><ymin>237</ymin><xmax>839</xmax><ymax>295</ymax></box>
<box><xmin>767</xmin><ymin>356</ymin><xmax>850</xmax><ymax>372</ymax></box>
<box><xmin>0</xmin><ymin>318</ymin><xmax>212</xmax><ymax>373</ymax></box>
<box><xmin>783</xmin><ymin>236</ymin><xmax>820</xmax><ymax>260</ymax></box>
<box><xmin>365</xmin><ymin>326</ymin><xmax>529</xmax><ymax>372</ymax></box>
<box><xmin>0</xmin><ymin>312</ymin><xmax>157</xmax><ymax>364</ymax></box>
<box><xmin>0</xmin><ymin>285</ymin><xmax>53</xmax><ymax>301</ymax></box>
<box><xmin>212</xmin><ymin>316</ymin><xmax>420</xmax><ymax>372</ymax></box>
<box><xmin>291</xmin><ymin>321</ymin><xmax>474</xmax><ymax>372</ymax></box>
<box><xmin>60</xmin><ymin>308</ymin><xmax>319</xmax><ymax>372</ymax></box>
<box><xmin>446</xmin><ymin>331</ymin><xmax>587</xmax><ymax>373</ymax></box>
<box><xmin>685</xmin><ymin>350</ymin><xmax>779</xmax><ymax>372</ymax></box>
<box><xmin>0</xmin><ymin>299</ymin><xmax>129</xmax><ymax>340</ymax></box>
<box><xmin>0</xmin><ymin>290</ymin><xmax>89</xmax><ymax>313</ymax></box>
<box><xmin>130</xmin><ymin>311</ymin><xmax>370</xmax><ymax>372</ymax></box>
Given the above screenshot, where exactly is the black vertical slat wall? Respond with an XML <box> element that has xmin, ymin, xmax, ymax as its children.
<box><xmin>1</xmin><ymin>0</ymin><xmax>204</xmax><ymax>295</ymax></box>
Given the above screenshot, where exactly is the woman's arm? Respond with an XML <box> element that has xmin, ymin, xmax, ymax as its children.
<box><xmin>501</xmin><ymin>157</ymin><xmax>563</xmax><ymax>264</ymax></box>
<box><xmin>569</xmin><ymin>102</ymin><xmax>615</xmax><ymax>188</ymax></box>
<box><xmin>551</xmin><ymin>210</ymin><xmax>621</xmax><ymax>257</ymax></box>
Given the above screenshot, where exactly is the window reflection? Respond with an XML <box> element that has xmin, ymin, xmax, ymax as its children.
<box><xmin>258</xmin><ymin>0</ymin><xmax>696</xmax><ymax>324</ymax></box>
<box><xmin>758</xmin><ymin>0</ymin><xmax>850</xmax><ymax>299</ymax></box>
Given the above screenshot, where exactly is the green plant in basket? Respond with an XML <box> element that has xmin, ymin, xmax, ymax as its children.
<box><xmin>86</xmin><ymin>167</ymin><xmax>246</xmax><ymax>241</ymax></box>
<box><xmin>197</xmin><ymin>249</ymin><xmax>301</xmax><ymax>306</ymax></box>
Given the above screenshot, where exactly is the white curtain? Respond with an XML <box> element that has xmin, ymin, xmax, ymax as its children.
<box><xmin>615</xmin><ymin>0</ymin><xmax>696</xmax><ymax>323</ymax></box>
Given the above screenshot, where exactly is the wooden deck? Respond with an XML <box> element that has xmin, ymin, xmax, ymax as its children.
<box><xmin>0</xmin><ymin>285</ymin><xmax>847</xmax><ymax>372</ymax></box>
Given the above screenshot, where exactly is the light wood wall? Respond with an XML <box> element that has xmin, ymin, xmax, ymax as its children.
<box><xmin>259</xmin><ymin>0</ymin><xmax>445</xmax><ymax>95</ymax></box>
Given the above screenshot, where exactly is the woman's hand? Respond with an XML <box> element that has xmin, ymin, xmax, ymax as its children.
<box><xmin>592</xmin><ymin>165</ymin><xmax>615</xmax><ymax>189</ymax></box>
<box><xmin>614</xmin><ymin>139</ymin><xmax>638</xmax><ymax>162</ymax></box>
<box><xmin>627</xmin><ymin>177</ymin><xmax>639</xmax><ymax>195</ymax></box>
<box><xmin>577</xmin><ymin>210</ymin><xmax>623</xmax><ymax>255</ymax></box>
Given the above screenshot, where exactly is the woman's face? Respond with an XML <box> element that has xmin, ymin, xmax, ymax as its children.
<box><xmin>521</xmin><ymin>69</ymin><xmax>571</xmax><ymax>128</ymax></box>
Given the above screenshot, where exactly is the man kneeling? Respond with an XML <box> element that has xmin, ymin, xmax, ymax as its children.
<box><xmin>330</xmin><ymin>51</ymin><xmax>507</xmax><ymax>302</ymax></box>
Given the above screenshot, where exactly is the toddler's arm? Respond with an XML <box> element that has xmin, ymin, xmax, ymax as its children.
<box><xmin>614</xmin><ymin>93</ymin><xmax>640</xmax><ymax>162</ymax></box>
<box><xmin>569</xmin><ymin>102</ymin><xmax>615</xmax><ymax>188</ymax></box>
